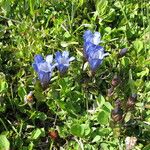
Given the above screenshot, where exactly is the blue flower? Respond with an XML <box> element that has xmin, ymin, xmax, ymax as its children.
<box><xmin>83</xmin><ymin>30</ymin><xmax>102</xmax><ymax>60</ymax></box>
<box><xmin>83</xmin><ymin>42</ymin><xmax>97</xmax><ymax>59</ymax></box>
<box><xmin>83</xmin><ymin>30</ymin><xmax>101</xmax><ymax>45</ymax></box>
<box><xmin>55</xmin><ymin>51</ymin><xmax>75</xmax><ymax>74</ymax></box>
<box><xmin>32</xmin><ymin>54</ymin><xmax>56</xmax><ymax>88</ymax></box>
<box><xmin>83</xmin><ymin>30</ymin><xmax>109</xmax><ymax>72</ymax></box>
<box><xmin>88</xmin><ymin>45</ymin><xmax>109</xmax><ymax>72</ymax></box>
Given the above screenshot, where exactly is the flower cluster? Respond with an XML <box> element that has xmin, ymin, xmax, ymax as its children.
<box><xmin>32</xmin><ymin>51</ymin><xmax>75</xmax><ymax>88</ymax></box>
<box><xmin>83</xmin><ymin>30</ymin><xmax>109</xmax><ymax>72</ymax></box>
<box><xmin>32</xmin><ymin>30</ymin><xmax>109</xmax><ymax>88</ymax></box>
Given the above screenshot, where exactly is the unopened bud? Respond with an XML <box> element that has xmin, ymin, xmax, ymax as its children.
<box><xmin>115</xmin><ymin>99</ymin><xmax>122</xmax><ymax>108</ymax></box>
<box><xmin>111</xmin><ymin>107</ymin><xmax>123</xmax><ymax>122</ymax></box>
<box><xmin>131</xmin><ymin>93</ymin><xmax>137</xmax><ymax>100</ymax></box>
<box><xmin>107</xmin><ymin>86</ymin><xmax>114</xmax><ymax>97</ymax></box>
<box><xmin>118</xmin><ymin>48</ymin><xmax>128</xmax><ymax>58</ymax></box>
<box><xmin>111</xmin><ymin>75</ymin><xmax>120</xmax><ymax>87</ymax></box>
<box><xmin>48</xmin><ymin>130</ymin><xmax>58</xmax><ymax>140</ymax></box>
<box><xmin>126</xmin><ymin>93</ymin><xmax>137</xmax><ymax>109</ymax></box>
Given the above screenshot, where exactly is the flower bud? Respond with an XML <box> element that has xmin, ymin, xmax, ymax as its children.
<box><xmin>118</xmin><ymin>48</ymin><xmax>128</xmax><ymax>58</ymax></box>
<box><xmin>115</xmin><ymin>99</ymin><xmax>122</xmax><ymax>108</ymax></box>
<box><xmin>48</xmin><ymin>130</ymin><xmax>58</xmax><ymax>140</ymax></box>
<box><xmin>111</xmin><ymin>107</ymin><xmax>123</xmax><ymax>122</ymax></box>
<box><xmin>126</xmin><ymin>93</ymin><xmax>137</xmax><ymax>109</ymax></box>
<box><xmin>111</xmin><ymin>75</ymin><xmax>120</xmax><ymax>87</ymax></box>
<box><xmin>107</xmin><ymin>86</ymin><xmax>114</xmax><ymax>97</ymax></box>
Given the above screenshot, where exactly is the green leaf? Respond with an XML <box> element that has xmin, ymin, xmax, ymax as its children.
<box><xmin>114</xmin><ymin>1</ymin><xmax>121</xmax><ymax>8</ymax></box>
<box><xmin>101</xmin><ymin>143</ymin><xmax>109</xmax><ymax>150</ymax></box>
<box><xmin>143</xmin><ymin>144</ymin><xmax>150</xmax><ymax>150</ymax></box>
<box><xmin>121</xmin><ymin>57</ymin><xmax>130</xmax><ymax>66</ymax></box>
<box><xmin>133</xmin><ymin>40</ymin><xmax>143</xmax><ymax>52</ymax></box>
<box><xmin>92</xmin><ymin>135</ymin><xmax>101</xmax><ymax>143</ymax></box>
<box><xmin>0</xmin><ymin>135</ymin><xmax>10</xmax><ymax>150</ymax></box>
<box><xmin>0</xmin><ymin>81</ymin><xmax>8</xmax><ymax>93</ymax></box>
<box><xmin>28</xmin><ymin>142</ymin><xmax>34</xmax><ymax>150</ymax></box>
<box><xmin>30</xmin><ymin>128</ymin><xmax>42</xmax><ymax>140</ymax></box>
<box><xmin>64</xmin><ymin>32</ymin><xmax>71</xmax><ymax>38</ymax></box>
<box><xmin>0</xmin><ymin>73</ymin><xmax>8</xmax><ymax>93</ymax></box>
<box><xmin>36</xmin><ymin>112</ymin><xmax>47</xmax><ymax>121</ymax></box>
<box><xmin>70</xmin><ymin>124</ymin><xmax>84</xmax><ymax>137</ymax></box>
<box><xmin>96</xmin><ymin>0</ymin><xmax>108</xmax><ymax>16</ymax></box>
<box><xmin>104</xmin><ymin>102</ymin><xmax>113</xmax><ymax>111</ymax></box>
<box><xmin>105</xmin><ymin>8</ymin><xmax>116</xmax><ymax>22</ymax></box>
<box><xmin>18</xmin><ymin>86</ymin><xmax>26</xmax><ymax>100</ymax></box>
<box><xmin>61</xmin><ymin>41</ymin><xmax>69</xmax><ymax>47</ymax></box>
<box><xmin>30</xmin><ymin>111</ymin><xmax>47</xmax><ymax>121</ymax></box>
<box><xmin>77</xmin><ymin>0</ymin><xmax>84</xmax><ymax>7</ymax></box>
<box><xmin>104</xmin><ymin>27</ymin><xmax>112</xmax><ymax>33</ymax></box>
<box><xmin>97</xmin><ymin>111</ymin><xmax>109</xmax><ymax>125</ymax></box>
<box><xmin>81</xmin><ymin>124</ymin><xmax>91</xmax><ymax>136</ymax></box>
<box><xmin>29</xmin><ymin>0</ymin><xmax>34</xmax><ymax>16</ymax></box>
<box><xmin>137</xmin><ymin>67</ymin><xmax>149</xmax><ymax>78</ymax></box>
<box><xmin>96</xmin><ymin>95</ymin><xmax>105</xmax><ymax>107</ymax></box>
<box><xmin>99</xmin><ymin>128</ymin><xmax>111</xmax><ymax>136</ymax></box>
<box><xmin>17</xmin><ymin>69</ymin><xmax>25</xmax><ymax>78</ymax></box>
<box><xmin>124</xmin><ymin>112</ymin><xmax>132</xmax><ymax>123</ymax></box>
<box><xmin>56</xmin><ymin>100</ymin><xmax>66</xmax><ymax>110</ymax></box>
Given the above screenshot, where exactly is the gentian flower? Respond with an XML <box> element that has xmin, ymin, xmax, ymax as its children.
<box><xmin>88</xmin><ymin>45</ymin><xmax>109</xmax><ymax>72</ymax></box>
<box><xmin>55</xmin><ymin>51</ymin><xmax>75</xmax><ymax>74</ymax></box>
<box><xmin>83</xmin><ymin>42</ymin><xmax>96</xmax><ymax>60</ymax></box>
<box><xmin>32</xmin><ymin>54</ymin><xmax>56</xmax><ymax>88</ymax></box>
<box><xmin>83</xmin><ymin>30</ymin><xmax>102</xmax><ymax>54</ymax></box>
<box><xmin>83</xmin><ymin>30</ymin><xmax>109</xmax><ymax>72</ymax></box>
<box><xmin>83</xmin><ymin>30</ymin><xmax>101</xmax><ymax>59</ymax></box>
<box><xmin>83</xmin><ymin>30</ymin><xmax>101</xmax><ymax>45</ymax></box>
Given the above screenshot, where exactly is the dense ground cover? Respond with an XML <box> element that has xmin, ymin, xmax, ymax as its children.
<box><xmin>0</xmin><ymin>0</ymin><xmax>150</xmax><ymax>149</ymax></box>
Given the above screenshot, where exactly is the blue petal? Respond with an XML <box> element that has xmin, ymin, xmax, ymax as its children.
<box><xmin>34</xmin><ymin>55</ymin><xmax>44</xmax><ymax>64</ymax></box>
<box><xmin>46</xmin><ymin>55</ymin><xmax>53</xmax><ymax>64</ymax></box>
<box><xmin>57</xmin><ymin>64</ymin><xmax>68</xmax><ymax>74</ymax></box>
<box><xmin>83</xmin><ymin>30</ymin><xmax>101</xmax><ymax>45</ymax></box>
<box><xmin>94</xmin><ymin>45</ymin><xmax>104</xmax><ymax>53</ymax></box>
<box><xmin>55</xmin><ymin>51</ymin><xmax>62</xmax><ymax>63</ymax></box>
<box><xmin>84</xmin><ymin>42</ymin><xmax>96</xmax><ymax>59</ymax></box>
<box><xmin>88</xmin><ymin>45</ymin><xmax>104</xmax><ymax>59</ymax></box>
<box><xmin>32</xmin><ymin>63</ymin><xmax>38</xmax><ymax>72</ymax></box>
<box><xmin>62</xmin><ymin>51</ymin><xmax>69</xmax><ymax>58</ymax></box>
<box><xmin>88</xmin><ymin>58</ymin><xmax>102</xmax><ymax>71</ymax></box>
<box><xmin>83</xmin><ymin>30</ymin><xmax>93</xmax><ymax>43</ymax></box>
<box><xmin>38</xmin><ymin>71</ymin><xmax>51</xmax><ymax>87</ymax></box>
<box><xmin>83</xmin><ymin>30</ymin><xmax>93</xmax><ymax>42</ymax></box>
<box><xmin>38</xmin><ymin>62</ymin><xmax>51</xmax><ymax>73</ymax></box>
<box><xmin>92</xmin><ymin>32</ymin><xmax>101</xmax><ymax>45</ymax></box>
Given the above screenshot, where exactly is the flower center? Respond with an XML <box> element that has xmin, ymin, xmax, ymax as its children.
<box><xmin>38</xmin><ymin>62</ymin><xmax>51</xmax><ymax>72</ymax></box>
<box><xmin>60</xmin><ymin>58</ymin><xmax>68</xmax><ymax>64</ymax></box>
<box><xmin>92</xmin><ymin>50</ymin><xmax>103</xmax><ymax>59</ymax></box>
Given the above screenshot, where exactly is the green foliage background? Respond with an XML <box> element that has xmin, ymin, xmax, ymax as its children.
<box><xmin>0</xmin><ymin>0</ymin><xmax>150</xmax><ymax>149</ymax></box>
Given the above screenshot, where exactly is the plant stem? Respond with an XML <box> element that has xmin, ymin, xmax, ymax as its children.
<box><xmin>49</xmin><ymin>140</ymin><xmax>54</xmax><ymax>150</ymax></box>
<box><xmin>0</xmin><ymin>118</ymin><xmax>8</xmax><ymax>131</ymax></box>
